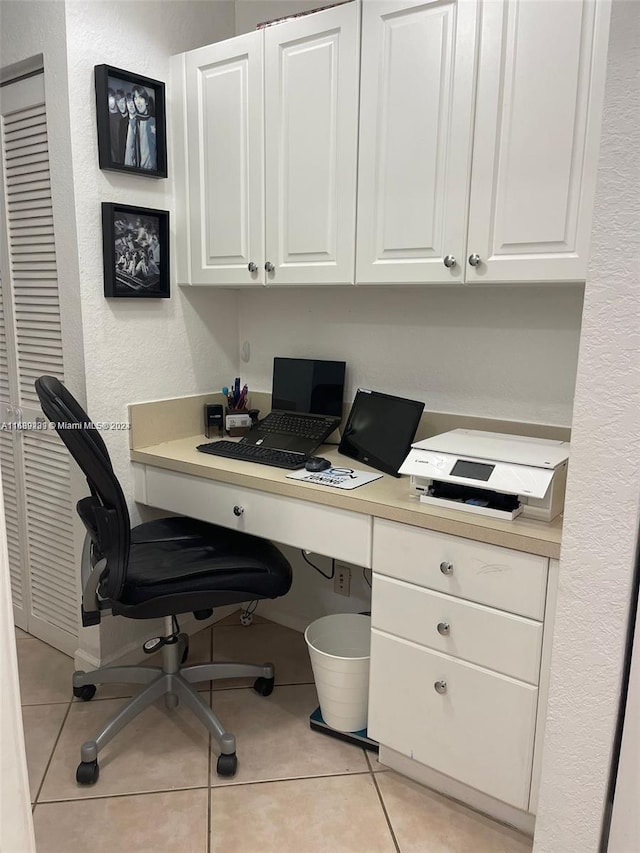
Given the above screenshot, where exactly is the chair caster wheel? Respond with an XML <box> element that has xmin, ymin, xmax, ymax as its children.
<box><xmin>216</xmin><ymin>753</ymin><xmax>237</xmax><ymax>777</ymax></box>
<box><xmin>253</xmin><ymin>676</ymin><xmax>274</xmax><ymax>697</ymax></box>
<box><xmin>76</xmin><ymin>760</ymin><xmax>99</xmax><ymax>785</ymax></box>
<box><xmin>73</xmin><ymin>684</ymin><xmax>96</xmax><ymax>701</ymax></box>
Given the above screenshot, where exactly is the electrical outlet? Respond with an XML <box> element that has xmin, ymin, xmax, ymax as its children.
<box><xmin>334</xmin><ymin>564</ymin><xmax>351</xmax><ymax>597</ymax></box>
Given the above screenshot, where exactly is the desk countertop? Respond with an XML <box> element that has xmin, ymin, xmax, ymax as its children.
<box><xmin>131</xmin><ymin>437</ymin><xmax>562</xmax><ymax>559</ymax></box>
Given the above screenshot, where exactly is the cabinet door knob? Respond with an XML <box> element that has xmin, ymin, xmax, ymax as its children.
<box><xmin>233</xmin><ymin>505</ymin><xmax>244</xmax><ymax>517</ymax></box>
<box><xmin>264</xmin><ymin>261</ymin><xmax>275</xmax><ymax>273</ymax></box>
<box><xmin>434</xmin><ymin>680</ymin><xmax>447</xmax><ymax>695</ymax></box>
<box><xmin>437</xmin><ymin>621</ymin><xmax>450</xmax><ymax>636</ymax></box>
<box><xmin>247</xmin><ymin>262</ymin><xmax>258</xmax><ymax>273</ymax></box>
<box><xmin>468</xmin><ymin>253</ymin><xmax>481</xmax><ymax>267</ymax></box>
<box><xmin>443</xmin><ymin>255</ymin><xmax>456</xmax><ymax>268</ymax></box>
<box><xmin>439</xmin><ymin>561</ymin><xmax>453</xmax><ymax>575</ymax></box>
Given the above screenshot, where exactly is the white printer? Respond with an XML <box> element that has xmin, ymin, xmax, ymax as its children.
<box><xmin>399</xmin><ymin>429</ymin><xmax>570</xmax><ymax>522</ymax></box>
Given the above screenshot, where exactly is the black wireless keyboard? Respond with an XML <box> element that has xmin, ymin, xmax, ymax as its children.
<box><xmin>196</xmin><ymin>440</ymin><xmax>309</xmax><ymax>470</ymax></box>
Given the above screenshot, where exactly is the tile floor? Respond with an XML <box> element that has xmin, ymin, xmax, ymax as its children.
<box><xmin>16</xmin><ymin>615</ymin><xmax>533</xmax><ymax>853</ymax></box>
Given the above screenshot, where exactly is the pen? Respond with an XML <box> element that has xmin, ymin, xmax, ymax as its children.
<box><xmin>237</xmin><ymin>384</ymin><xmax>248</xmax><ymax>409</ymax></box>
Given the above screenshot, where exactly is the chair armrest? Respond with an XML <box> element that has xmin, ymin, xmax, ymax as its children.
<box><xmin>81</xmin><ymin>532</ymin><xmax>107</xmax><ymax>627</ymax></box>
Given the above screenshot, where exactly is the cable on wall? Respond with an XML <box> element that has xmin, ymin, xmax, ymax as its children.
<box><xmin>301</xmin><ymin>550</ymin><xmax>335</xmax><ymax>580</ymax></box>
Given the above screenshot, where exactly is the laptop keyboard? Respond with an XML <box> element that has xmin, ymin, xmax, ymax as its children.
<box><xmin>196</xmin><ymin>440</ymin><xmax>309</xmax><ymax>470</ymax></box>
<box><xmin>259</xmin><ymin>412</ymin><xmax>338</xmax><ymax>441</ymax></box>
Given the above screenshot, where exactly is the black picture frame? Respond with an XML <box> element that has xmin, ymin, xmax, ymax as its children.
<box><xmin>102</xmin><ymin>203</ymin><xmax>170</xmax><ymax>298</ymax></box>
<box><xmin>94</xmin><ymin>64</ymin><xmax>167</xmax><ymax>178</ymax></box>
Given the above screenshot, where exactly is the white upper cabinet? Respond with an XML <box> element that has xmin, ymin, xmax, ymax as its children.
<box><xmin>356</xmin><ymin>0</ymin><xmax>478</xmax><ymax>285</ymax></box>
<box><xmin>183</xmin><ymin>32</ymin><xmax>265</xmax><ymax>286</ymax></box>
<box><xmin>466</xmin><ymin>0</ymin><xmax>611</xmax><ymax>283</ymax></box>
<box><xmin>176</xmin><ymin>0</ymin><xmax>610</xmax><ymax>287</ymax></box>
<box><xmin>179</xmin><ymin>1</ymin><xmax>359</xmax><ymax>286</ymax></box>
<box><xmin>264</xmin><ymin>3</ymin><xmax>360</xmax><ymax>285</ymax></box>
<box><xmin>356</xmin><ymin>0</ymin><xmax>610</xmax><ymax>285</ymax></box>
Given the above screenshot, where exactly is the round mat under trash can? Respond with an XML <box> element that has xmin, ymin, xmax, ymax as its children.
<box><xmin>304</xmin><ymin>613</ymin><xmax>371</xmax><ymax>733</ymax></box>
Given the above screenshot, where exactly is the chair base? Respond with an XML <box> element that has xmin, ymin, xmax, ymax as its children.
<box><xmin>73</xmin><ymin>638</ymin><xmax>274</xmax><ymax>780</ymax></box>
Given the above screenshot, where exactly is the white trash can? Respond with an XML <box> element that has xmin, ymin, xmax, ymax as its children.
<box><xmin>304</xmin><ymin>613</ymin><xmax>371</xmax><ymax>733</ymax></box>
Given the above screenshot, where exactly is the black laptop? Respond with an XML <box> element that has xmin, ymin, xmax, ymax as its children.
<box><xmin>241</xmin><ymin>357</ymin><xmax>346</xmax><ymax>454</ymax></box>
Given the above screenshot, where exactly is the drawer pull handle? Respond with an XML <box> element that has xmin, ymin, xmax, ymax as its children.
<box><xmin>233</xmin><ymin>505</ymin><xmax>244</xmax><ymax>517</ymax></box>
<box><xmin>434</xmin><ymin>680</ymin><xmax>447</xmax><ymax>695</ymax></box>
<box><xmin>439</xmin><ymin>561</ymin><xmax>453</xmax><ymax>575</ymax></box>
<box><xmin>437</xmin><ymin>622</ymin><xmax>450</xmax><ymax>636</ymax></box>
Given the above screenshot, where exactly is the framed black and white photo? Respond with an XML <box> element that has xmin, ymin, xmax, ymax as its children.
<box><xmin>95</xmin><ymin>65</ymin><xmax>167</xmax><ymax>178</ymax></box>
<box><xmin>102</xmin><ymin>203</ymin><xmax>170</xmax><ymax>298</ymax></box>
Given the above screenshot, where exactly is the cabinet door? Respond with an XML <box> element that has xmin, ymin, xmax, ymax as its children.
<box><xmin>184</xmin><ymin>32</ymin><xmax>265</xmax><ymax>285</ymax></box>
<box><xmin>356</xmin><ymin>0</ymin><xmax>478</xmax><ymax>285</ymax></box>
<box><xmin>264</xmin><ymin>2</ymin><xmax>360</xmax><ymax>285</ymax></box>
<box><xmin>466</xmin><ymin>0</ymin><xmax>611</xmax><ymax>283</ymax></box>
<box><xmin>369</xmin><ymin>630</ymin><xmax>538</xmax><ymax>809</ymax></box>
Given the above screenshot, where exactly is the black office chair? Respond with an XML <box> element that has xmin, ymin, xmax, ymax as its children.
<box><xmin>35</xmin><ymin>376</ymin><xmax>292</xmax><ymax>784</ymax></box>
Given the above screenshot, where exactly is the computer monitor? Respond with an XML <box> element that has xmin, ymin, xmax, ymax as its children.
<box><xmin>272</xmin><ymin>358</ymin><xmax>346</xmax><ymax>417</ymax></box>
<box><xmin>339</xmin><ymin>388</ymin><xmax>424</xmax><ymax>477</ymax></box>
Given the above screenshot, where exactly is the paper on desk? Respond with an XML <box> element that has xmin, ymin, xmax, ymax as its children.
<box><xmin>286</xmin><ymin>466</ymin><xmax>383</xmax><ymax>490</ymax></box>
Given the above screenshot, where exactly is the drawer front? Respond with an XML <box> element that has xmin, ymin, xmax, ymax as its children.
<box><xmin>144</xmin><ymin>466</ymin><xmax>372</xmax><ymax>566</ymax></box>
<box><xmin>368</xmin><ymin>630</ymin><xmax>537</xmax><ymax>809</ymax></box>
<box><xmin>371</xmin><ymin>575</ymin><xmax>542</xmax><ymax>684</ymax></box>
<box><xmin>373</xmin><ymin>518</ymin><xmax>548</xmax><ymax>620</ymax></box>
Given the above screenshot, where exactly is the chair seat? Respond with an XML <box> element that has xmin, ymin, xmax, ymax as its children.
<box><xmin>113</xmin><ymin>516</ymin><xmax>292</xmax><ymax>611</ymax></box>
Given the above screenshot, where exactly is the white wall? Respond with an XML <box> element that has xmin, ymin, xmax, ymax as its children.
<box><xmin>534</xmin><ymin>1</ymin><xmax>640</xmax><ymax>850</ymax></box>
<box><xmin>61</xmin><ymin>0</ymin><xmax>239</xmax><ymax>519</ymax></box>
<box><xmin>608</xmin><ymin>592</ymin><xmax>640</xmax><ymax>852</ymax></box>
<box><xmin>237</xmin><ymin>285</ymin><xmax>584</xmax><ymax>427</ymax></box>
<box><xmin>0</xmin><ymin>479</ymin><xmax>36</xmax><ymax>853</ymax></box>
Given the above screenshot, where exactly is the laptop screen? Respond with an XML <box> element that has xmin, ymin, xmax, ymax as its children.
<box><xmin>339</xmin><ymin>389</ymin><xmax>424</xmax><ymax>477</ymax></box>
<box><xmin>272</xmin><ymin>358</ymin><xmax>346</xmax><ymax>417</ymax></box>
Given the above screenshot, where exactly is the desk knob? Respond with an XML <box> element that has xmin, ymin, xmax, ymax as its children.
<box><xmin>233</xmin><ymin>505</ymin><xmax>244</xmax><ymax>517</ymax></box>
<box><xmin>434</xmin><ymin>680</ymin><xmax>447</xmax><ymax>695</ymax></box>
<box><xmin>439</xmin><ymin>561</ymin><xmax>453</xmax><ymax>575</ymax></box>
<box><xmin>437</xmin><ymin>622</ymin><xmax>450</xmax><ymax>636</ymax></box>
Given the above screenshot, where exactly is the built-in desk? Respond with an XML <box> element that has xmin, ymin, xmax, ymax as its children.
<box><xmin>129</xmin><ymin>395</ymin><xmax>562</xmax><ymax>834</ymax></box>
<box><xmin>130</xmin><ymin>437</ymin><xmax>562</xmax><ymax>562</ymax></box>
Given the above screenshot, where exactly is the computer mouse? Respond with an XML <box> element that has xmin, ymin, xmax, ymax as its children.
<box><xmin>305</xmin><ymin>457</ymin><xmax>332</xmax><ymax>472</ymax></box>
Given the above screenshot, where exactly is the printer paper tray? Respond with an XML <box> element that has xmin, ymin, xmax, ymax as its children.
<box><xmin>419</xmin><ymin>494</ymin><xmax>524</xmax><ymax>521</ymax></box>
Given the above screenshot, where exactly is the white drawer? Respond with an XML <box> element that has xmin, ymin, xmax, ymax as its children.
<box><xmin>368</xmin><ymin>630</ymin><xmax>537</xmax><ymax>810</ymax></box>
<box><xmin>372</xmin><ymin>575</ymin><xmax>542</xmax><ymax>684</ymax></box>
<box><xmin>373</xmin><ymin>518</ymin><xmax>548</xmax><ymax>620</ymax></box>
<box><xmin>143</xmin><ymin>466</ymin><xmax>372</xmax><ymax>566</ymax></box>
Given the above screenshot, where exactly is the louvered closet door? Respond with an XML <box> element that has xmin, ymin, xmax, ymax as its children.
<box><xmin>0</xmin><ymin>72</ymin><xmax>79</xmax><ymax>654</ymax></box>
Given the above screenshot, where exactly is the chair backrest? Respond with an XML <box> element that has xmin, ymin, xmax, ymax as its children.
<box><xmin>35</xmin><ymin>375</ymin><xmax>130</xmax><ymax>602</ymax></box>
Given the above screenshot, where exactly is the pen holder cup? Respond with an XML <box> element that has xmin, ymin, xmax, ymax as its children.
<box><xmin>225</xmin><ymin>407</ymin><xmax>252</xmax><ymax>437</ymax></box>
